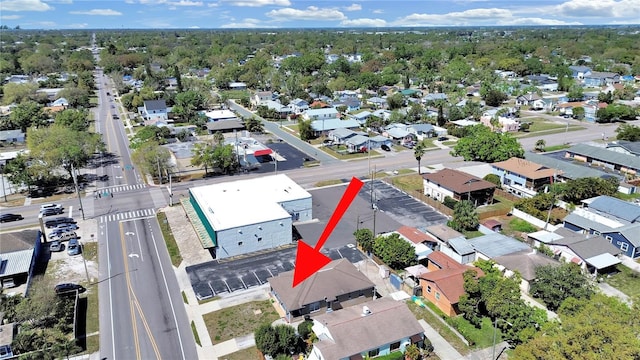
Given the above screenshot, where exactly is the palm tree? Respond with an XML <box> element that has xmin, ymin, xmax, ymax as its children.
<box><xmin>535</xmin><ymin>139</ymin><xmax>546</xmax><ymax>152</ymax></box>
<box><xmin>213</xmin><ymin>131</ymin><xmax>225</xmax><ymax>146</ymax></box>
<box><xmin>414</xmin><ymin>142</ymin><xmax>426</xmax><ymax>175</ymax></box>
<box><xmin>190</xmin><ymin>142</ymin><xmax>214</xmax><ymax>175</ymax></box>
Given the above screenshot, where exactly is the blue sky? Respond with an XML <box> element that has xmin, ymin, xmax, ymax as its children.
<box><xmin>0</xmin><ymin>0</ymin><xmax>639</xmax><ymax>29</ymax></box>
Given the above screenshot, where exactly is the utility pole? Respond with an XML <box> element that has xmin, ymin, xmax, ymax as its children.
<box><xmin>167</xmin><ymin>169</ymin><xmax>173</xmax><ymax>206</ymax></box>
<box><xmin>71</xmin><ymin>162</ymin><xmax>85</xmax><ymax>220</ymax></box>
<box><xmin>1</xmin><ymin>167</ymin><xmax>7</xmax><ymax>202</ymax></box>
<box><xmin>156</xmin><ymin>156</ymin><xmax>162</xmax><ymax>185</ymax></box>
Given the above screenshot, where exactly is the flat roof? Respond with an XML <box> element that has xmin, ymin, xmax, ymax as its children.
<box><xmin>204</xmin><ymin>109</ymin><xmax>237</xmax><ymax>120</ymax></box>
<box><xmin>189</xmin><ymin>174</ymin><xmax>311</xmax><ymax>231</ymax></box>
<box><xmin>585</xmin><ymin>253</ymin><xmax>621</xmax><ymax>269</ymax></box>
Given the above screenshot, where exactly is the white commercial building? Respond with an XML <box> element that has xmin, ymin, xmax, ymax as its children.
<box><xmin>188</xmin><ymin>174</ymin><xmax>312</xmax><ymax>259</ymax></box>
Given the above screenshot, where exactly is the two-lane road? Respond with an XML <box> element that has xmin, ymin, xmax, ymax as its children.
<box><xmin>93</xmin><ymin>61</ymin><xmax>197</xmax><ymax>360</ymax></box>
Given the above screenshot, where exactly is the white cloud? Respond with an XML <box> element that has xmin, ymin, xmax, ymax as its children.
<box><xmin>70</xmin><ymin>8</ymin><xmax>122</xmax><ymax>15</ymax></box>
<box><xmin>222</xmin><ymin>0</ymin><xmax>291</xmax><ymax>7</ymax></box>
<box><xmin>207</xmin><ymin>2</ymin><xmax>218</xmax><ymax>6</ymax></box>
<box><xmin>66</xmin><ymin>22</ymin><xmax>88</xmax><ymax>28</ymax></box>
<box><xmin>341</xmin><ymin>18</ymin><xmax>386</xmax><ymax>27</ymax></box>
<box><xmin>498</xmin><ymin>17</ymin><xmax>582</xmax><ymax>26</ymax></box>
<box><xmin>189</xmin><ymin>25</ymin><xmax>200</xmax><ymax>28</ymax></box>
<box><xmin>554</xmin><ymin>0</ymin><xmax>640</xmax><ymax>18</ymax></box>
<box><xmin>372</xmin><ymin>9</ymin><xmax>383</xmax><ymax>14</ymax></box>
<box><xmin>221</xmin><ymin>18</ymin><xmax>277</xmax><ymax>28</ymax></box>
<box><xmin>394</xmin><ymin>8</ymin><xmax>513</xmax><ymax>26</ymax></box>
<box><xmin>344</xmin><ymin>3</ymin><xmax>361</xmax><ymax>11</ymax></box>
<box><xmin>44</xmin><ymin>0</ymin><xmax>72</xmax><ymax>3</ymax></box>
<box><xmin>1</xmin><ymin>15</ymin><xmax>22</xmax><ymax>20</ymax></box>
<box><xmin>1</xmin><ymin>0</ymin><xmax>52</xmax><ymax>12</ymax></box>
<box><xmin>168</xmin><ymin>0</ymin><xmax>203</xmax><ymax>6</ymax></box>
<box><xmin>267</xmin><ymin>6</ymin><xmax>346</xmax><ymax>21</ymax></box>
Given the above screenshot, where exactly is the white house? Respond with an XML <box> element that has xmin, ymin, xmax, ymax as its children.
<box><xmin>187</xmin><ymin>174</ymin><xmax>312</xmax><ymax>259</ymax></box>
<box><xmin>303</xmin><ymin>108</ymin><xmax>339</xmax><ymax>121</ymax></box>
<box><xmin>251</xmin><ymin>91</ymin><xmax>272</xmax><ymax>108</ymax></box>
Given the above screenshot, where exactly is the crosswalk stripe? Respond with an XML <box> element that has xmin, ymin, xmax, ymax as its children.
<box><xmin>100</xmin><ymin>208</ymin><xmax>157</xmax><ymax>223</ymax></box>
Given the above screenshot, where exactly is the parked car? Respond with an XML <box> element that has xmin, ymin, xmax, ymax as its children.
<box><xmin>40</xmin><ymin>203</ymin><xmax>63</xmax><ymax>212</ymax></box>
<box><xmin>45</xmin><ymin>217</ymin><xmax>76</xmax><ymax>228</ymax></box>
<box><xmin>52</xmin><ymin>223</ymin><xmax>79</xmax><ymax>232</ymax></box>
<box><xmin>54</xmin><ymin>283</ymin><xmax>85</xmax><ymax>295</ymax></box>
<box><xmin>67</xmin><ymin>238</ymin><xmax>81</xmax><ymax>256</ymax></box>
<box><xmin>50</xmin><ymin>231</ymin><xmax>77</xmax><ymax>242</ymax></box>
<box><xmin>0</xmin><ymin>213</ymin><xmax>23</xmax><ymax>222</ymax></box>
<box><xmin>437</xmin><ymin>136</ymin><xmax>449</xmax><ymax>141</ymax></box>
<box><xmin>49</xmin><ymin>241</ymin><xmax>64</xmax><ymax>252</ymax></box>
<box><xmin>40</xmin><ymin>207</ymin><xmax>64</xmax><ymax>216</ymax></box>
<box><xmin>381</xmin><ymin>144</ymin><xmax>391</xmax><ymax>151</ymax></box>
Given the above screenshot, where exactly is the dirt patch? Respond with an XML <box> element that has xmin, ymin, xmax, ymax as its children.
<box><xmin>49</xmin><ymin>246</ymin><xmax>99</xmax><ymax>284</ymax></box>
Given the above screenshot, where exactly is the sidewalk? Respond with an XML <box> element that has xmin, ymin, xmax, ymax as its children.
<box><xmin>418</xmin><ymin>319</ymin><xmax>463</xmax><ymax>360</ymax></box>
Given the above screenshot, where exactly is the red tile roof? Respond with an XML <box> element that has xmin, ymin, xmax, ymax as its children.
<box><xmin>397</xmin><ymin>226</ymin><xmax>436</xmax><ymax>244</ymax></box>
<box><xmin>420</xmin><ymin>266</ymin><xmax>483</xmax><ymax>304</ymax></box>
<box><xmin>427</xmin><ymin>251</ymin><xmax>465</xmax><ymax>270</ymax></box>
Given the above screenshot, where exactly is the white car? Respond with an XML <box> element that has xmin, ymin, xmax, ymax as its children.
<box><xmin>40</xmin><ymin>203</ymin><xmax>63</xmax><ymax>212</ymax></box>
<box><xmin>52</xmin><ymin>223</ymin><xmax>79</xmax><ymax>232</ymax></box>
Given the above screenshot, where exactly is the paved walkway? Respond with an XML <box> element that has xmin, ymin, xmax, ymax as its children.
<box><xmin>598</xmin><ymin>282</ymin><xmax>631</xmax><ymax>305</ymax></box>
<box><xmin>418</xmin><ymin>319</ymin><xmax>463</xmax><ymax>360</ymax></box>
<box><xmin>621</xmin><ymin>255</ymin><xmax>640</xmax><ymax>272</ymax></box>
<box><xmin>463</xmin><ymin>341</ymin><xmax>510</xmax><ymax>360</ymax></box>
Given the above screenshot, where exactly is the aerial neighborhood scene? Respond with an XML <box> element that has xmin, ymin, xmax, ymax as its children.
<box><xmin>2</xmin><ymin>0</ymin><xmax>640</xmax><ymax>359</ymax></box>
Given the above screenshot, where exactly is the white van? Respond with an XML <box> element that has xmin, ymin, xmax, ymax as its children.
<box><xmin>40</xmin><ymin>203</ymin><xmax>63</xmax><ymax>212</ymax></box>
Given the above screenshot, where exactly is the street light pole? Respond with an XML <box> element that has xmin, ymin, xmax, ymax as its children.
<box><xmin>70</xmin><ymin>162</ymin><xmax>85</xmax><ymax>220</ymax></box>
<box><xmin>492</xmin><ymin>318</ymin><xmax>513</xmax><ymax>360</ymax></box>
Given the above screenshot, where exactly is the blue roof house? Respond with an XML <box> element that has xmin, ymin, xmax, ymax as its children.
<box><xmin>568</xmin><ymin>66</ymin><xmax>592</xmax><ymax>79</ymax></box>
<box><xmin>311</xmin><ymin>118</ymin><xmax>360</xmax><ymax>136</ymax></box>
<box><xmin>602</xmin><ymin>223</ymin><xmax>640</xmax><ymax>258</ymax></box>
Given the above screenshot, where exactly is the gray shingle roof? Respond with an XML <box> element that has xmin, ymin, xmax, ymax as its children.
<box><xmin>564</xmin><ymin>237</ymin><xmax>622</xmax><ymax>259</ymax></box>
<box><xmin>448</xmin><ymin>238</ymin><xmax>475</xmax><ymax>255</ymax></box>
<box><xmin>313</xmin><ymin>298</ymin><xmax>423</xmax><ymax>360</ymax></box>
<box><xmin>563</xmin><ymin>213</ymin><xmax>615</xmax><ymax>233</ymax></box>
<box><xmin>605</xmin><ymin>223</ymin><xmax>640</xmax><ymax>247</ymax></box>
<box><xmin>144</xmin><ymin>99</ymin><xmax>167</xmax><ymax>111</ymax></box>
<box><xmin>567</xmin><ymin>144</ymin><xmax>640</xmax><ymax>171</ymax></box>
<box><xmin>588</xmin><ymin>196</ymin><xmax>640</xmax><ymax>223</ymax></box>
<box><xmin>467</xmin><ymin>233</ymin><xmax>531</xmax><ymax>258</ymax></box>
<box><xmin>329</xmin><ymin>127</ymin><xmax>357</xmax><ymax>139</ymax></box>
<box><xmin>607</xmin><ymin>140</ymin><xmax>640</xmax><ymax>156</ymax></box>
<box><xmin>493</xmin><ymin>250</ymin><xmax>561</xmax><ymax>281</ymax></box>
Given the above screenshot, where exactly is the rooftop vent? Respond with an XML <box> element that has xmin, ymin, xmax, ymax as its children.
<box><xmin>361</xmin><ymin>306</ymin><xmax>371</xmax><ymax>317</ymax></box>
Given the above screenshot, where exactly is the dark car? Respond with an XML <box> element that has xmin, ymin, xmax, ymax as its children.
<box><xmin>40</xmin><ymin>208</ymin><xmax>64</xmax><ymax>217</ymax></box>
<box><xmin>54</xmin><ymin>283</ymin><xmax>85</xmax><ymax>295</ymax></box>
<box><xmin>0</xmin><ymin>213</ymin><xmax>23</xmax><ymax>223</ymax></box>
<box><xmin>380</xmin><ymin>144</ymin><xmax>391</xmax><ymax>152</ymax></box>
<box><xmin>437</xmin><ymin>136</ymin><xmax>449</xmax><ymax>141</ymax></box>
<box><xmin>45</xmin><ymin>217</ymin><xmax>76</xmax><ymax>228</ymax></box>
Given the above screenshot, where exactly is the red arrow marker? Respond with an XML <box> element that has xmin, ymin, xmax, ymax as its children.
<box><xmin>292</xmin><ymin>177</ymin><xmax>364</xmax><ymax>287</ymax></box>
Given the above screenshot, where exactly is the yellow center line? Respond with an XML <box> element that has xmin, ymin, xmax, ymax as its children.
<box><xmin>131</xmin><ymin>289</ymin><xmax>162</xmax><ymax>359</ymax></box>
<box><xmin>119</xmin><ymin>223</ymin><xmax>141</xmax><ymax>360</ymax></box>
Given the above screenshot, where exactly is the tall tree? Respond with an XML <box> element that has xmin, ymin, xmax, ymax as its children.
<box><xmin>529</xmin><ymin>263</ymin><xmax>594</xmax><ymax>311</ymax></box>
<box><xmin>131</xmin><ymin>141</ymin><xmax>173</xmax><ymax>181</ymax></box>
<box><xmin>353</xmin><ymin>228</ymin><xmax>374</xmax><ymax>253</ymax></box>
<box><xmin>372</xmin><ymin>233</ymin><xmax>417</xmax><ymax>270</ymax></box>
<box><xmin>450</xmin><ymin>125</ymin><xmax>524</xmax><ymax>162</ymax></box>
<box><xmin>55</xmin><ymin>109</ymin><xmax>89</xmax><ymax>131</ymax></box>
<box><xmin>298</xmin><ymin>119</ymin><xmax>313</xmax><ymax>141</ymax></box>
<box><xmin>449</xmin><ymin>200</ymin><xmax>479</xmax><ymax>232</ymax></box>
<box><xmin>8</xmin><ymin>101</ymin><xmax>47</xmax><ymax>132</ymax></box>
<box><xmin>255</xmin><ymin>324</ymin><xmax>279</xmax><ymax>357</ymax></box>
<box><xmin>616</xmin><ymin>124</ymin><xmax>640</xmax><ymax>142</ymax></box>
<box><xmin>414</xmin><ymin>143</ymin><xmax>425</xmax><ymax>175</ymax></box>
<box><xmin>190</xmin><ymin>142</ymin><xmax>215</xmax><ymax>175</ymax></box>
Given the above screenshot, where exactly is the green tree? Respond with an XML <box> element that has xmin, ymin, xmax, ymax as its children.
<box><xmin>414</xmin><ymin>143</ymin><xmax>425</xmax><ymax>175</ymax></box>
<box><xmin>297</xmin><ymin>320</ymin><xmax>313</xmax><ymax>341</ymax></box>
<box><xmin>56</xmin><ymin>87</ymin><xmax>91</xmax><ymax>108</ymax></box>
<box><xmin>598</xmin><ymin>91</ymin><xmax>613</xmax><ymax>104</ymax></box>
<box><xmin>211</xmin><ymin>144</ymin><xmax>239</xmax><ymax>174</ymax></box>
<box><xmin>244</xmin><ymin>117</ymin><xmax>264</xmax><ymax>133</ymax></box>
<box><xmin>213</xmin><ymin>131</ymin><xmax>225</xmax><ymax>146</ymax></box>
<box><xmin>450</xmin><ymin>125</ymin><xmax>524</xmax><ymax>162</ymax></box>
<box><xmin>131</xmin><ymin>141</ymin><xmax>172</xmax><ymax>181</ymax></box>
<box><xmin>615</xmin><ymin>123</ymin><xmax>640</xmax><ymax>141</ymax></box>
<box><xmin>298</xmin><ymin>118</ymin><xmax>313</xmax><ymax>141</ymax></box>
<box><xmin>572</xmin><ymin>106</ymin><xmax>585</xmax><ymax>120</ymax></box>
<box><xmin>274</xmin><ymin>324</ymin><xmax>297</xmax><ymax>356</ymax></box>
<box><xmin>449</xmin><ymin>200</ymin><xmax>479</xmax><ymax>232</ymax></box>
<box><xmin>353</xmin><ymin>228</ymin><xmax>374</xmax><ymax>253</ymax></box>
<box><xmin>404</xmin><ymin>344</ymin><xmax>420</xmax><ymax>360</ymax></box>
<box><xmin>8</xmin><ymin>101</ymin><xmax>47</xmax><ymax>132</ymax></box>
<box><xmin>387</xmin><ymin>93</ymin><xmax>404</xmax><ymax>110</ymax></box>
<box><xmin>190</xmin><ymin>142</ymin><xmax>215</xmax><ymax>175</ymax></box>
<box><xmin>567</xmin><ymin>85</ymin><xmax>584</xmax><ymax>102</ymax></box>
<box><xmin>172</xmin><ymin>90</ymin><xmax>206</xmax><ymax>122</ymax></box>
<box><xmin>1</xmin><ymin>82</ymin><xmax>38</xmax><ymax>105</ymax></box>
<box><xmin>534</xmin><ymin>139</ymin><xmax>546</xmax><ymax>152</ymax></box>
<box><xmin>372</xmin><ymin>233</ymin><xmax>417</xmax><ymax>270</ymax></box>
<box><xmin>483</xmin><ymin>174</ymin><xmax>501</xmax><ymax>188</ymax></box>
<box><xmin>130</xmin><ymin>125</ymin><xmax>172</xmax><ymax>149</ymax></box>
<box><xmin>597</xmin><ymin>103</ymin><xmax>638</xmax><ymax>123</ymax></box>
<box><xmin>2</xmin><ymin>153</ymin><xmax>36</xmax><ymax>193</ymax></box>
<box><xmin>513</xmin><ymin>294</ymin><xmax>640</xmax><ymax>359</ymax></box>
<box><xmin>255</xmin><ymin>323</ymin><xmax>279</xmax><ymax>357</ymax></box>
<box><xmin>562</xmin><ymin>177</ymin><xmax>619</xmax><ymax>204</ymax></box>
<box><xmin>529</xmin><ymin>263</ymin><xmax>594</xmax><ymax>311</ymax></box>
<box><xmin>483</xmin><ymin>89</ymin><xmax>508</xmax><ymax>107</ymax></box>
<box><xmin>55</xmin><ymin>109</ymin><xmax>89</xmax><ymax>131</ymax></box>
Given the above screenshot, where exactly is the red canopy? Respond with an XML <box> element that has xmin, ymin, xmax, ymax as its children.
<box><xmin>253</xmin><ymin>149</ymin><xmax>273</xmax><ymax>156</ymax></box>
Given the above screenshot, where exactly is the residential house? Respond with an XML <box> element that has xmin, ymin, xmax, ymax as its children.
<box><xmin>310</xmin><ymin>119</ymin><xmax>360</xmax><ymax>137</ymax></box>
<box><xmin>515</xmin><ymin>93</ymin><xmax>542</xmax><ymax>107</ymax></box>
<box><xmin>407</xmin><ymin>124</ymin><xmax>435</xmax><ymax>141</ymax></box>
<box><xmin>227</xmin><ymin>82</ymin><xmax>247</xmax><ymax>90</ymax></box>
<box><xmin>467</xmin><ymin>233</ymin><xmax>531</xmax><ymax>261</ymax></box>
<box><xmin>203</xmin><ymin>109</ymin><xmax>238</xmax><ymax>122</ymax></box>
<box><xmin>333</xmin><ymin>97</ymin><xmax>361</xmax><ymax>112</ymax></box>
<box><xmin>0</xmin><ymin>130</ymin><xmax>25</xmax><ymax>145</ymax></box>
<box><xmin>383</xmin><ymin>127</ymin><xmax>413</xmax><ymax>144</ymax></box>
<box><xmin>289</xmin><ymin>98</ymin><xmax>309</xmax><ymax>114</ymax></box>
<box><xmin>0</xmin><ymin>323</ymin><xmax>15</xmax><ymax>359</ymax></box>
<box><xmin>391</xmin><ymin>226</ymin><xmax>436</xmax><ymax>261</ymax></box>
<box><xmin>328</xmin><ymin>128</ymin><xmax>357</xmax><ymax>144</ymax></box>
<box><xmin>308</xmin><ymin>298</ymin><xmax>424</xmax><ymax>360</ymax></box>
<box><xmin>268</xmin><ymin>259</ymin><xmax>376</xmax><ymax>323</ymax></box>
<box><xmin>491</xmin><ymin>157</ymin><xmax>558</xmax><ymax>198</ymax></box>
<box><xmin>345</xmin><ymin>135</ymin><xmax>370</xmax><ymax>153</ymax></box>
<box><xmin>139</xmin><ymin>99</ymin><xmax>168</xmax><ymax>121</ymax></box>
<box><xmin>525</xmin><ymin>152</ymin><xmax>623</xmax><ymax>182</ymax></box>
<box><xmin>528</xmin><ymin>228</ymin><xmax>622</xmax><ymax>274</ymax></box>
<box><xmin>440</xmin><ymin>238</ymin><xmax>476</xmax><ymax>265</ymax></box>
<box><xmin>304</xmin><ymin>108</ymin><xmax>339</xmax><ymax>122</ymax></box>
<box><xmin>205</xmin><ymin>119</ymin><xmax>244</xmax><ymax>134</ymax></box>
<box><xmin>568</xmin><ymin>65</ymin><xmax>592</xmax><ymax>80</ymax></box>
<box><xmin>366</xmin><ymin>96</ymin><xmax>387</xmax><ymax>109</ymax></box>
<box><xmin>0</xmin><ymin>230</ymin><xmax>42</xmax><ymax>289</ymax></box>
<box><xmin>493</xmin><ymin>250</ymin><xmax>561</xmax><ymax>292</ymax></box>
<box><xmin>350</xmin><ymin>110</ymin><xmax>372</xmax><ymax>124</ymax></box>
<box><xmin>606</xmin><ymin>140</ymin><xmax>640</xmax><ymax>157</ymax></box>
<box><xmin>4</xmin><ymin>75</ymin><xmax>29</xmax><ymax>84</ymax></box>
<box><xmin>565</xmin><ymin>143</ymin><xmax>640</xmax><ymax>176</ymax></box>
<box><xmin>480</xmin><ymin>112</ymin><xmax>520</xmax><ymax>133</ymax></box>
<box><xmin>372</xmin><ymin>109</ymin><xmax>391</xmax><ymax>121</ymax></box>
<box><xmin>450</xmin><ymin>119</ymin><xmax>480</xmax><ymax>128</ymax></box>
<box><xmin>251</xmin><ymin>91</ymin><xmax>273</xmax><ymax>108</ymax></box>
<box><xmin>419</xmin><ymin>251</ymin><xmax>483</xmax><ymax>316</ymax></box>
<box><xmin>422</xmin><ymin>168</ymin><xmax>496</xmax><ymax>206</ymax></box>
<box><xmin>582</xmin><ymin>72</ymin><xmax>620</xmax><ymax>87</ymax></box>
<box><xmin>400</xmin><ymin>89</ymin><xmax>422</xmax><ymax>98</ymax></box>
<box><xmin>51</xmin><ymin>97</ymin><xmax>69</xmax><ymax>107</ymax></box>
<box><xmin>367</xmin><ymin>135</ymin><xmax>393</xmax><ymax>149</ymax></box>
<box><xmin>531</xmin><ymin>98</ymin><xmax>556</xmax><ymax>111</ymax></box>
<box><xmin>264</xmin><ymin>100</ymin><xmax>292</xmax><ymax>118</ymax></box>
<box><xmin>424</xmin><ymin>224</ymin><xmax>465</xmax><ymax>247</ymax></box>
<box><xmin>422</xmin><ymin>93</ymin><xmax>448</xmax><ymax>104</ymax></box>
<box><xmin>602</xmin><ymin>223</ymin><xmax>640</xmax><ymax>258</ymax></box>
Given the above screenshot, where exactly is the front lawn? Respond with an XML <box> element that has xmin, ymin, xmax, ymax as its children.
<box><xmin>320</xmin><ymin>145</ymin><xmax>369</xmax><ymax>160</ymax></box>
<box><xmin>605</xmin><ymin>264</ymin><xmax>640</xmax><ymax>299</ymax></box>
<box><xmin>391</xmin><ymin>174</ymin><xmax>423</xmax><ymax>193</ymax></box>
<box><xmin>543</xmin><ymin>144</ymin><xmax>571</xmax><ymax>152</ymax></box>
<box><xmin>203</xmin><ymin>300</ymin><xmax>279</xmax><ymax>343</ymax></box>
<box><xmin>406</xmin><ymin>301</ymin><xmax>470</xmax><ymax>355</ymax></box>
<box><xmin>222</xmin><ymin>346</ymin><xmax>262</xmax><ymax>360</ymax></box>
<box><xmin>446</xmin><ymin>316</ymin><xmax>503</xmax><ymax>348</ymax></box>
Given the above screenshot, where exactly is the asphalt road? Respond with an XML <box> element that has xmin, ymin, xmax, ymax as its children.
<box><xmin>93</xmin><ymin>63</ymin><xmax>197</xmax><ymax>360</ymax></box>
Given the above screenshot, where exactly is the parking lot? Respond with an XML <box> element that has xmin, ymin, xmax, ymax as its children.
<box><xmin>362</xmin><ymin>180</ymin><xmax>448</xmax><ymax>230</ymax></box>
<box><xmin>252</xmin><ymin>141</ymin><xmax>316</xmax><ymax>174</ymax></box>
<box><xmin>185</xmin><ymin>244</ymin><xmax>364</xmax><ymax>300</ymax></box>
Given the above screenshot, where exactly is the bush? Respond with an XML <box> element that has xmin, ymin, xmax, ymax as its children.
<box><xmin>509</xmin><ymin>219</ymin><xmax>537</xmax><ymax>233</ymax></box>
<box><xmin>443</xmin><ymin>196</ymin><xmax>457</xmax><ymax>209</ymax></box>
